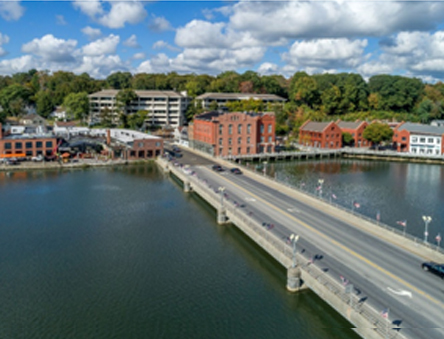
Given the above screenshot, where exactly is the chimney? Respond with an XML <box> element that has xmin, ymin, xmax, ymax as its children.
<box><xmin>106</xmin><ymin>129</ymin><xmax>111</xmax><ymax>145</ymax></box>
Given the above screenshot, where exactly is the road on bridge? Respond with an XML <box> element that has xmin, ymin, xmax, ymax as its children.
<box><xmin>167</xmin><ymin>146</ymin><xmax>444</xmax><ymax>339</ymax></box>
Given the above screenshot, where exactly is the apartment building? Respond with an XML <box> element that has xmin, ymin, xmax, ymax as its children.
<box><xmin>195</xmin><ymin>93</ymin><xmax>286</xmax><ymax>110</ymax></box>
<box><xmin>299</xmin><ymin>120</ymin><xmax>342</xmax><ymax>149</ymax></box>
<box><xmin>393</xmin><ymin>122</ymin><xmax>444</xmax><ymax>155</ymax></box>
<box><xmin>190</xmin><ymin>111</ymin><xmax>275</xmax><ymax>156</ymax></box>
<box><xmin>88</xmin><ymin>90</ymin><xmax>190</xmax><ymax>128</ymax></box>
<box><xmin>336</xmin><ymin>120</ymin><xmax>369</xmax><ymax>147</ymax></box>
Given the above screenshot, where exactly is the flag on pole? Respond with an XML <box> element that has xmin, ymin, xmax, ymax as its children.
<box><xmin>340</xmin><ymin>275</ymin><xmax>348</xmax><ymax>286</ymax></box>
<box><xmin>436</xmin><ymin>233</ymin><xmax>442</xmax><ymax>243</ymax></box>
<box><xmin>381</xmin><ymin>308</ymin><xmax>389</xmax><ymax>318</ymax></box>
<box><xmin>353</xmin><ymin>201</ymin><xmax>360</xmax><ymax>208</ymax></box>
<box><xmin>331</xmin><ymin>193</ymin><xmax>337</xmax><ymax>199</ymax></box>
<box><xmin>376</xmin><ymin>211</ymin><xmax>380</xmax><ymax>222</ymax></box>
<box><xmin>396</xmin><ymin>220</ymin><xmax>407</xmax><ymax>227</ymax></box>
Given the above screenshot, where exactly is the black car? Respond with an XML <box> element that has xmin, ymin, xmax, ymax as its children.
<box><xmin>212</xmin><ymin>164</ymin><xmax>224</xmax><ymax>172</ymax></box>
<box><xmin>422</xmin><ymin>262</ymin><xmax>444</xmax><ymax>278</ymax></box>
<box><xmin>230</xmin><ymin>167</ymin><xmax>242</xmax><ymax>175</ymax></box>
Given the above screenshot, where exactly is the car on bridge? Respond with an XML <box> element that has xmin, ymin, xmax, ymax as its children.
<box><xmin>212</xmin><ymin>164</ymin><xmax>224</xmax><ymax>172</ymax></box>
<box><xmin>421</xmin><ymin>262</ymin><xmax>444</xmax><ymax>278</ymax></box>
<box><xmin>230</xmin><ymin>168</ymin><xmax>242</xmax><ymax>175</ymax></box>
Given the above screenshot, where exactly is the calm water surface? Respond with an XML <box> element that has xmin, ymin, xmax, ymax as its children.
<box><xmin>0</xmin><ymin>165</ymin><xmax>357</xmax><ymax>339</ymax></box>
<box><xmin>266</xmin><ymin>158</ymin><xmax>444</xmax><ymax>242</ymax></box>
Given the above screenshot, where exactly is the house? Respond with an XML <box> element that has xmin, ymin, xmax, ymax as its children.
<box><xmin>336</xmin><ymin>120</ymin><xmax>369</xmax><ymax>147</ymax></box>
<box><xmin>299</xmin><ymin>120</ymin><xmax>342</xmax><ymax>149</ymax></box>
<box><xmin>19</xmin><ymin>114</ymin><xmax>46</xmax><ymax>126</ymax></box>
<box><xmin>393</xmin><ymin>122</ymin><xmax>444</xmax><ymax>155</ymax></box>
<box><xmin>174</xmin><ymin>126</ymin><xmax>189</xmax><ymax>147</ymax></box>
<box><xmin>51</xmin><ymin>106</ymin><xmax>67</xmax><ymax>121</ymax></box>
<box><xmin>190</xmin><ymin>111</ymin><xmax>276</xmax><ymax>156</ymax></box>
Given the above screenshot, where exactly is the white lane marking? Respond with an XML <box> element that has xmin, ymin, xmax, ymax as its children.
<box><xmin>287</xmin><ymin>208</ymin><xmax>301</xmax><ymax>213</ymax></box>
<box><xmin>387</xmin><ymin>287</ymin><xmax>413</xmax><ymax>298</ymax></box>
<box><xmin>245</xmin><ymin>197</ymin><xmax>256</xmax><ymax>202</ymax></box>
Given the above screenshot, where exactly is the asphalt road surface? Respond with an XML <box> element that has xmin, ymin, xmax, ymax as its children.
<box><xmin>167</xmin><ymin>146</ymin><xmax>444</xmax><ymax>339</ymax></box>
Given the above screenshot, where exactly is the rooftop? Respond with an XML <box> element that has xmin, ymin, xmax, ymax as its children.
<box><xmin>397</xmin><ymin>122</ymin><xmax>444</xmax><ymax>136</ymax></box>
<box><xmin>88</xmin><ymin>90</ymin><xmax>187</xmax><ymax>98</ymax></box>
<box><xmin>194</xmin><ymin>110</ymin><xmax>267</xmax><ymax>121</ymax></box>
<box><xmin>300</xmin><ymin>121</ymin><xmax>333</xmax><ymax>132</ymax></box>
<box><xmin>337</xmin><ymin>120</ymin><xmax>365</xmax><ymax>130</ymax></box>
<box><xmin>196</xmin><ymin>92</ymin><xmax>286</xmax><ymax>101</ymax></box>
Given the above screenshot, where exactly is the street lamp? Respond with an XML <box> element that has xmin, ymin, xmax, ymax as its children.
<box><xmin>263</xmin><ymin>161</ymin><xmax>267</xmax><ymax>176</ymax></box>
<box><xmin>290</xmin><ymin>234</ymin><xmax>300</xmax><ymax>268</ymax></box>
<box><xmin>218</xmin><ymin>186</ymin><xmax>226</xmax><ymax>209</ymax></box>
<box><xmin>318</xmin><ymin>179</ymin><xmax>324</xmax><ymax>197</ymax></box>
<box><xmin>422</xmin><ymin>215</ymin><xmax>432</xmax><ymax>243</ymax></box>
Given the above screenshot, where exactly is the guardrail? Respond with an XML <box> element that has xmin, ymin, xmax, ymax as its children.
<box><xmin>158</xmin><ymin>157</ymin><xmax>409</xmax><ymax>338</ymax></box>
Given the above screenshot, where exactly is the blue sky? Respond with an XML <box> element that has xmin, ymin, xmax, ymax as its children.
<box><xmin>2</xmin><ymin>1</ymin><xmax>444</xmax><ymax>81</ymax></box>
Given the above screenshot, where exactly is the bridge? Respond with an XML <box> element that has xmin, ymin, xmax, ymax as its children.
<box><xmin>157</xmin><ymin>147</ymin><xmax>444</xmax><ymax>339</ymax></box>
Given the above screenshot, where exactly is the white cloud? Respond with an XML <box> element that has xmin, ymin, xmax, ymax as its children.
<box><xmin>0</xmin><ymin>33</ymin><xmax>10</xmax><ymax>57</ymax></box>
<box><xmin>257</xmin><ymin>62</ymin><xmax>278</xmax><ymax>75</ymax></box>
<box><xmin>148</xmin><ymin>15</ymin><xmax>173</xmax><ymax>32</ymax></box>
<box><xmin>81</xmin><ymin>26</ymin><xmax>102</xmax><ymax>41</ymax></box>
<box><xmin>133</xmin><ymin>52</ymin><xmax>145</xmax><ymax>60</ymax></box>
<box><xmin>81</xmin><ymin>34</ymin><xmax>120</xmax><ymax>56</ymax></box>
<box><xmin>21</xmin><ymin>34</ymin><xmax>77</xmax><ymax>63</ymax></box>
<box><xmin>283</xmin><ymin>38</ymin><xmax>368</xmax><ymax>69</ymax></box>
<box><xmin>73</xmin><ymin>1</ymin><xmax>146</xmax><ymax>29</ymax></box>
<box><xmin>152</xmin><ymin>40</ymin><xmax>180</xmax><ymax>52</ymax></box>
<box><xmin>123</xmin><ymin>34</ymin><xmax>140</xmax><ymax>48</ymax></box>
<box><xmin>0</xmin><ymin>55</ymin><xmax>37</xmax><ymax>75</ymax></box>
<box><xmin>74</xmin><ymin>55</ymin><xmax>127</xmax><ymax>79</ymax></box>
<box><xmin>0</xmin><ymin>0</ymin><xmax>25</xmax><ymax>21</ymax></box>
<box><xmin>56</xmin><ymin>15</ymin><xmax>67</xmax><ymax>25</ymax></box>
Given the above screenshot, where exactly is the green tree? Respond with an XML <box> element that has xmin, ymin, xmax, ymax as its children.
<box><xmin>36</xmin><ymin>90</ymin><xmax>54</xmax><ymax>118</ymax></box>
<box><xmin>100</xmin><ymin>107</ymin><xmax>114</xmax><ymax>127</ymax></box>
<box><xmin>342</xmin><ymin>132</ymin><xmax>354</xmax><ymax>146</ymax></box>
<box><xmin>363</xmin><ymin>122</ymin><xmax>394</xmax><ymax>148</ymax></box>
<box><xmin>62</xmin><ymin>92</ymin><xmax>89</xmax><ymax>122</ymax></box>
<box><xmin>128</xmin><ymin>110</ymin><xmax>148</xmax><ymax>130</ymax></box>
<box><xmin>116</xmin><ymin>89</ymin><xmax>137</xmax><ymax>115</ymax></box>
<box><xmin>0</xmin><ymin>84</ymin><xmax>31</xmax><ymax>116</ymax></box>
<box><xmin>209</xmin><ymin>100</ymin><xmax>219</xmax><ymax>111</ymax></box>
<box><xmin>290</xmin><ymin>73</ymin><xmax>320</xmax><ymax>108</ymax></box>
<box><xmin>106</xmin><ymin>72</ymin><xmax>133</xmax><ymax>89</ymax></box>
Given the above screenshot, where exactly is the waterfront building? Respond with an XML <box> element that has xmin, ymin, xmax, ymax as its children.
<box><xmin>19</xmin><ymin>114</ymin><xmax>46</xmax><ymax>126</ymax></box>
<box><xmin>0</xmin><ymin>123</ymin><xmax>56</xmax><ymax>158</ymax></box>
<box><xmin>195</xmin><ymin>93</ymin><xmax>286</xmax><ymax>110</ymax></box>
<box><xmin>336</xmin><ymin>120</ymin><xmax>369</xmax><ymax>147</ymax></box>
<box><xmin>190</xmin><ymin>111</ymin><xmax>276</xmax><ymax>156</ymax></box>
<box><xmin>299</xmin><ymin>120</ymin><xmax>342</xmax><ymax>149</ymax></box>
<box><xmin>393</xmin><ymin>122</ymin><xmax>444</xmax><ymax>155</ymax></box>
<box><xmin>88</xmin><ymin>90</ymin><xmax>190</xmax><ymax>128</ymax></box>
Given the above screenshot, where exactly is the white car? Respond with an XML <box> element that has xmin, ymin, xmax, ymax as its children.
<box><xmin>31</xmin><ymin>155</ymin><xmax>44</xmax><ymax>162</ymax></box>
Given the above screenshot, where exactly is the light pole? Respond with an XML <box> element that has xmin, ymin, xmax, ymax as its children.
<box><xmin>290</xmin><ymin>234</ymin><xmax>300</xmax><ymax>268</ymax></box>
<box><xmin>318</xmin><ymin>179</ymin><xmax>324</xmax><ymax>197</ymax></box>
<box><xmin>422</xmin><ymin>215</ymin><xmax>432</xmax><ymax>243</ymax></box>
<box><xmin>218</xmin><ymin>186</ymin><xmax>226</xmax><ymax>209</ymax></box>
<box><xmin>263</xmin><ymin>161</ymin><xmax>267</xmax><ymax>176</ymax></box>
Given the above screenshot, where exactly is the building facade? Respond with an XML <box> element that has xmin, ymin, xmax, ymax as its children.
<box><xmin>336</xmin><ymin>120</ymin><xmax>369</xmax><ymax>147</ymax></box>
<box><xmin>299</xmin><ymin>120</ymin><xmax>342</xmax><ymax>149</ymax></box>
<box><xmin>195</xmin><ymin>93</ymin><xmax>286</xmax><ymax>110</ymax></box>
<box><xmin>191</xmin><ymin>111</ymin><xmax>276</xmax><ymax>156</ymax></box>
<box><xmin>88</xmin><ymin>90</ymin><xmax>190</xmax><ymax>128</ymax></box>
<box><xmin>0</xmin><ymin>123</ymin><xmax>57</xmax><ymax>158</ymax></box>
<box><xmin>393</xmin><ymin>122</ymin><xmax>444</xmax><ymax>155</ymax></box>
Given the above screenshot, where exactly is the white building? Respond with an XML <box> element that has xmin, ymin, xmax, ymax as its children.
<box><xmin>51</xmin><ymin>106</ymin><xmax>68</xmax><ymax>121</ymax></box>
<box><xmin>88</xmin><ymin>90</ymin><xmax>190</xmax><ymax>128</ymax></box>
<box><xmin>396</xmin><ymin>122</ymin><xmax>444</xmax><ymax>155</ymax></box>
<box><xmin>431</xmin><ymin>120</ymin><xmax>444</xmax><ymax>127</ymax></box>
<box><xmin>195</xmin><ymin>92</ymin><xmax>286</xmax><ymax>110</ymax></box>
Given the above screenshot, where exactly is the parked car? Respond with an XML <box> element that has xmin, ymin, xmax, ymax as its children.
<box><xmin>230</xmin><ymin>167</ymin><xmax>242</xmax><ymax>175</ymax></box>
<box><xmin>31</xmin><ymin>155</ymin><xmax>44</xmax><ymax>162</ymax></box>
<box><xmin>5</xmin><ymin>158</ymin><xmax>19</xmax><ymax>166</ymax></box>
<box><xmin>421</xmin><ymin>262</ymin><xmax>444</xmax><ymax>278</ymax></box>
<box><xmin>173</xmin><ymin>147</ymin><xmax>181</xmax><ymax>153</ymax></box>
<box><xmin>212</xmin><ymin>164</ymin><xmax>224</xmax><ymax>172</ymax></box>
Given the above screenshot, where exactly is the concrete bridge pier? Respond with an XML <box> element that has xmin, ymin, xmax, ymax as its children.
<box><xmin>286</xmin><ymin>266</ymin><xmax>304</xmax><ymax>292</ymax></box>
<box><xmin>184</xmin><ymin>180</ymin><xmax>191</xmax><ymax>193</ymax></box>
<box><xmin>217</xmin><ymin>208</ymin><xmax>229</xmax><ymax>224</ymax></box>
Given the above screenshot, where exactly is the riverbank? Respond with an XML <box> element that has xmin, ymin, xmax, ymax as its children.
<box><xmin>0</xmin><ymin>158</ymin><xmax>154</xmax><ymax>172</ymax></box>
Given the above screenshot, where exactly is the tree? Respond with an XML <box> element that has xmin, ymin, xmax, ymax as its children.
<box><xmin>100</xmin><ymin>107</ymin><xmax>114</xmax><ymax>127</ymax></box>
<box><xmin>0</xmin><ymin>84</ymin><xmax>31</xmax><ymax>116</ymax></box>
<box><xmin>116</xmin><ymin>89</ymin><xmax>137</xmax><ymax>115</ymax></box>
<box><xmin>209</xmin><ymin>100</ymin><xmax>219</xmax><ymax>111</ymax></box>
<box><xmin>128</xmin><ymin>110</ymin><xmax>148</xmax><ymax>130</ymax></box>
<box><xmin>106</xmin><ymin>72</ymin><xmax>132</xmax><ymax>89</ymax></box>
<box><xmin>36</xmin><ymin>90</ymin><xmax>54</xmax><ymax>118</ymax></box>
<box><xmin>363</xmin><ymin>122</ymin><xmax>394</xmax><ymax>147</ymax></box>
<box><xmin>62</xmin><ymin>92</ymin><xmax>89</xmax><ymax>122</ymax></box>
<box><xmin>342</xmin><ymin>132</ymin><xmax>354</xmax><ymax>146</ymax></box>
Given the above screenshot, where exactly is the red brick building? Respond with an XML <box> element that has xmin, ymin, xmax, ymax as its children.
<box><xmin>336</xmin><ymin>120</ymin><xmax>369</xmax><ymax>147</ymax></box>
<box><xmin>190</xmin><ymin>111</ymin><xmax>276</xmax><ymax>156</ymax></box>
<box><xmin>0</xmin><ymin>123</ymin><xmax>57</xmax><ymax>158</ymax></box>
<box><xmin>299</xmin><ymin>120</ymin><xmax>342</xmax><ymax>149</ymax></box>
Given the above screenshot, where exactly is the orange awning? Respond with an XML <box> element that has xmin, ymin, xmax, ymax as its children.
<box><xmin>0</xmin><ymin>153</ymin><xmax>26</xmax><ymax>158</ymax></box>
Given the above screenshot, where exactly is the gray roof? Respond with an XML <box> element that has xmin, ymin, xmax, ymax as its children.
<box><xmin>337</xmin><ymin>121</ymin><xmax>364</xmax><ymax>130</ymax></box>
<box><xmin>300</xmin><ymin>121</ymin><xmax>332</xmax><ymax>132</ymax></box>
<box><xmin>397</xmin><ymin>122</ymin><xmax>444</xmax><ymax>136</ymax></box>
<box><xmin>196</xmin><ymin>92</ymin><xmax>286</xmax><ymax>101</ymax></box>
<box><xmin>89</xmin><ymin>90</ymin><xmax>186</xmax><ymax>98</ymax></box>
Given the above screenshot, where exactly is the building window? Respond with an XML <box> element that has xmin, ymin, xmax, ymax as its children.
<box><xmin>5</xmin><ymin>142</ymin><xmax>11</xmax><ymax>150</ymax></box>
<box><xmin>229</xmin><ymin>124</ymin><xmax>232</xmax><ymax>134</ymax></box>
<box><xmin>219</xmin><ymin>138</ymin><xmax>222</xmax><ymax>145</ymax></box>
<box><xmin>420</xmin><ymin>137</ymin><xmax>426</xmax><ymax>143</ymax></box>
<box><xmin>268</xmin><ymin>124</ymin><xmax>272</xmax><ymax>133</ymax></box>
<box><xmin>26</xmin><ymin>142</ymin><xmax>33</xmax><ymax>149</ymax></box>
<box><xmin>247</xmin><ymin>124</ymin><xmax>251</xmax><ymax>134</ymax></box>
<box><xmin>219</xmin><ymin>125</ymin><xmax>223</xmax><ymax>134</ymax></box>
<box><xmin>268</xmin><ymin>136</ymin><xmax>272</xmax><ymax>143</ymax></box>
<box><xmin>46</xmin><ymin>141</ymin><xmax>53</xmax><ymax>148</ymax></box>
<box><xmin>238</xmin><ymin>147</ymin><xmax>241</xmax><ymax>154</ymax></box>
<box><xmin>219</xmin><ymin>148</ymin><xmax>222</xmax><ymax>155</ymax></box>
<box><xmin>261</xmin><ymin>136</ymin><xmax>264</xmax><ymax>143</ymax></box>
<box><xmin>412</xmin><ymin>137</ymin><xmax>418</xmax><ymax>142</ymax></box>
<box><xmin>402</xmin><ymin>137</ymin><xmax>406</xmax><ymax>141</ymax></box>
<box><xmin>138</xmin><ymin>142</ymin><xmax>144</xmax><ymax>147</ymax></box>
<box><xmin>267</xmin><ymin>145</ymin><xmax>272</xmax><ymax>153</ymax></box>
<box><xmin>246</xmin><ymin>147</ymin><xmax>250</xmax><ymax>154</ymax></box>
<box><xmin>15</xmin><ymin>142</ymin><xmax>22</xmax><ymax>149</ymax></box>
<box><xmin>26</xmin><ymin>151</ymin><xmax>33</xmax><ymax>156</ymax></box>
<box><xmin>238</xmin><ymin>137</ymin><xmax>241</xmax><ymax>144</ymax></box>
<box><xmin>228</xmin><ymin>138</ymin><xmax>232</xmax><ymax>145</ymax></box>
<box><xmin>247</xmin><ymin>137</ymin><xmax>250</xmax><ymax>144</ymax></box>
<box><xmin>326</xmin><ymin>134</ymin><xmax>329</xmax><ymax>139</ymax></box>
<box><xmin>428</xmin><ymin>138</ymin><xmax>434</xmax><ymax>143</ymax></box>
<box><xmin>260</xmin><ymin>124</ymin><xmax>264</xmax><ymax>134</ymax></box>
<box><xmin>238</xmin><ymin>124</ymin><xmax>242</xmax><ymax>134</ymax></box>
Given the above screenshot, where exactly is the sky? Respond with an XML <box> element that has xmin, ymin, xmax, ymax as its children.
<box><xmin>2</xmin><ymin>1</ymin><xmax>444</xmax><ymax>81</ymax></box>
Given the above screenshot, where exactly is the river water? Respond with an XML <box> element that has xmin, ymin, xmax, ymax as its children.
<box><xmin>266</xmin><ymin>159</ymin><xmax>444</xmax><ymax>244</ymax></box>
<box><xmin>0</xmin><ymin>165</ymin><xmax>358</xmax><ymax>339</ymax></box>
